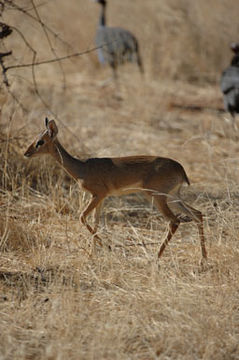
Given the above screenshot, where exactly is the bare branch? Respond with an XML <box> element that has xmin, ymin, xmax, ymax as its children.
<box><xmin>5</xmin><ymin>44</ymin><xmax>104</xmax><ymax>72</ymax></box>
<box><xmin>0</xmin><ymin>51</ymin><xmax>12</xmax><ymax>86</ymax></box>
<box><xmin>9</xmin><ymin>25</ymin><xmax>36</xmax><ymax>53</ymax></box>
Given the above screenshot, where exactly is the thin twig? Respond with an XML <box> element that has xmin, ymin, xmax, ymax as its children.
<box><xmin>6</xmin><ymin>0</ymin><xmax>74</xmax><ymax>51</ymax></box>
<box><xmin>5</xmin><ymin>44</ymin><xmax>105</xmax><ymax>72</ymax></box>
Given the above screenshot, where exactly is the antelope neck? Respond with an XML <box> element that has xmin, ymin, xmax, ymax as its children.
<box><xmin>52</xmin><ymin>138</ymin><xmax>86</xmax><ymax>180</ymax></box>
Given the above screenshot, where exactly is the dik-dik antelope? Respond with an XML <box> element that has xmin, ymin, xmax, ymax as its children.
<box><xmin>24</xmin><ymin>118</ymin><xmax>207</xmax><ymax>260</ymax></box>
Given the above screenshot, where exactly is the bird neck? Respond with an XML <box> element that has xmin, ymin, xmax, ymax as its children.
<box><xmin>50</xmin><ymin>138</ymin><xmax>87</xmax><ymax>180</ymax></box>
<box><xmin>99</xmin><ymin>2</ymin><xmax>106</xmax><ymax>26</ymax></box>
<box><xmin>231</xmin><ymin>54</ymin><xmax>239</xmax><ymax>67</ymax></box>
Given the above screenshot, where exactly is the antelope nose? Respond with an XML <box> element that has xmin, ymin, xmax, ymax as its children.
<box><xmin>24</xmin><ymin>150</ymin><xmax>31</xmax><ymax>157</ymax></box>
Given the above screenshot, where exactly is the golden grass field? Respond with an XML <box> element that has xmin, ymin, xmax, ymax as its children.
<box><xmin>1</xmin><ymin>0</ymin><xmax>239</xmax><ymax>359</ymax></box>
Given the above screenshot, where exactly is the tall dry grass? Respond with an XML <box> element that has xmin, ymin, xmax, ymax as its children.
<box><xmin>1</xmin><ymin>0</ymin><xmax>239</xmax><ymax>359</ymax></box>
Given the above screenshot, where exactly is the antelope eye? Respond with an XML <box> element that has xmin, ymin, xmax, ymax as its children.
<box><xmin>36</xmin><ymin>139</ymin><xmax>44</xmax><ymax>148</ymax></box>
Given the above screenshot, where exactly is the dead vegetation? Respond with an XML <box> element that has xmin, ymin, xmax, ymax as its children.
<box><xmin>0</xmin><ymin>0</ymin><xmax>239</xmax><ymax>359</ymax></box>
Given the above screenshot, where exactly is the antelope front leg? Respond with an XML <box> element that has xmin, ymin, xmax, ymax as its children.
<box><xmin>80</xmin><ymin>195</ymin><xmax>104</xmax><ymax>247</ymax></box>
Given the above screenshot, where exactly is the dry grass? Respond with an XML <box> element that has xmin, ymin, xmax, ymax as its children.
<box><xmin>1</xmin><ymin>0</ymin><xmax>239</xmax><ymax>359</ymax></box>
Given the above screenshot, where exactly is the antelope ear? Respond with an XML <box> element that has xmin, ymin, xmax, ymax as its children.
<box><xmin>46</xmin><ymin>119</ymin><xmax>58</xmax><ymax>138</ymax></box>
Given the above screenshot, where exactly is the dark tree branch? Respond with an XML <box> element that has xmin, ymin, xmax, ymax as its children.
<box><xmin>0</xmin><ymin>50</ymin><xmax>12</xmax><ymax>86</ymax></box>
<box><xmin>0</xmin><ymin>23</ymin><xmax>12</xmax><ymax>39</ymax></box>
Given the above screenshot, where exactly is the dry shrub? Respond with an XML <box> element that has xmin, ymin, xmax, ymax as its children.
<box><xmin>0</xmin><ymin>217</ymin><xmax>38</xmax><ymax>252</ymax></box>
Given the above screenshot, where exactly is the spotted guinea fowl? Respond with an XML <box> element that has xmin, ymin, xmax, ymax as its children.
<box><xmin>95</xmin><ymin>0</ymin><xmax>143</xmax><ymax>78</ymax></box>
<box><xmin>220</xmin><ymin>43</ymin><xmax>239</xmax><ymax>123</ymax></box>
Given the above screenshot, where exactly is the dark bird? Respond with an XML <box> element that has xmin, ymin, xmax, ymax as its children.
<box><xmin>95</xmin><ymin>0</ymin><xmax>143</xmax><ymax>79</ymax></box>
<box><xmin>220</xmin><ymin>43</ymin><xmax>239</xmax><ymax>125</ymax></box>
